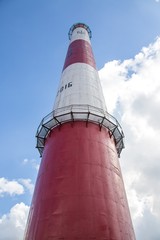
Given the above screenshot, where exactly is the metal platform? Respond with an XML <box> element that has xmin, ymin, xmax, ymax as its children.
<box><xmin>68</xmin><ymin>23</ymin><xmax>92</xmax><ymax>40</ymax></box>
<box><xmin>36</xmin><ymin>105</ymin><xmax>124</xmax><ymax>158</ymax></box>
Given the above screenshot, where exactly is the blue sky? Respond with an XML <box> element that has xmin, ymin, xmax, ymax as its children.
<box><xmin>0</xmin><ymin>0</ymin><xmax>160</xmax><ymax>239</ymax></box>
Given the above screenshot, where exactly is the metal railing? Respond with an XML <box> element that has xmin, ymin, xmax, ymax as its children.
<box><xmin>68</xmin><ymin>23</ymin><xmax>92</xmax><ymax>40</ymax></box>
<box><xmin>36</xmin><ymin>105</ymin><xmax>124</xmax><ymax>158</ymax></box>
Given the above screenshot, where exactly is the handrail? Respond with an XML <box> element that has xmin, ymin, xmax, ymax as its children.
<box><xmin>36</xmin><ymin>105</ymin><xmax>124</xmax><ymax>158</ymax></box>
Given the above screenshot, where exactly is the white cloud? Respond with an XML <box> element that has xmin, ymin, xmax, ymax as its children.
<box><xmin>0</xmin><ymin>177</ymin><xmax>33</xmax><ymax>238</ymax></box>
<box><xmin>0</xmin><ymin>177</ymin><xmax>35</xmax><ymax>197</ymax></box>
<box><xmin>19</xmin><ymin>178</ymin><xmax>34</xmax><ymax>194</ymax></box>
<box><xmin>99</xmin><ymin>36</ymin><xmax>160</xmax><ymax>240</ymax></box>
<box><xmin>0</xmin><ymin>202</ymin><xmax>29</xmax><ymax>240</ymax></box>
<box><xmin>22</xmin><ymin>159</ymin><xmax>29</xmax><ymax>165</ymax></box>
<box><xmin>0</xmin><ymin>178</ymin><xmax>24</xmax><ymax>197</ymax></box>
<box><xmin>22</xmin><ymin>158</ymin><xmax>40</xmax><ymax>171</ymax></box>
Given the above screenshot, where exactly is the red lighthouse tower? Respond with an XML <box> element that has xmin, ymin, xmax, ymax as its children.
<box><xmin>24</xmin><ymin>23</ymin><xmax>135</xmax><ymax>239</ymax></box>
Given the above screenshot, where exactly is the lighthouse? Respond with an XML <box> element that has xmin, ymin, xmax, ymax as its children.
<box><xmin>24</xmin><ymin>23</ymin><xmax>135</xmax><ymax>239</ymax></box>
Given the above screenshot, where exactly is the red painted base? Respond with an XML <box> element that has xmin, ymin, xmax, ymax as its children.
<box><xmin>25</xmin><ymin>122</ymin><xmax>135</xmax><ymax>239</ymax></box>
